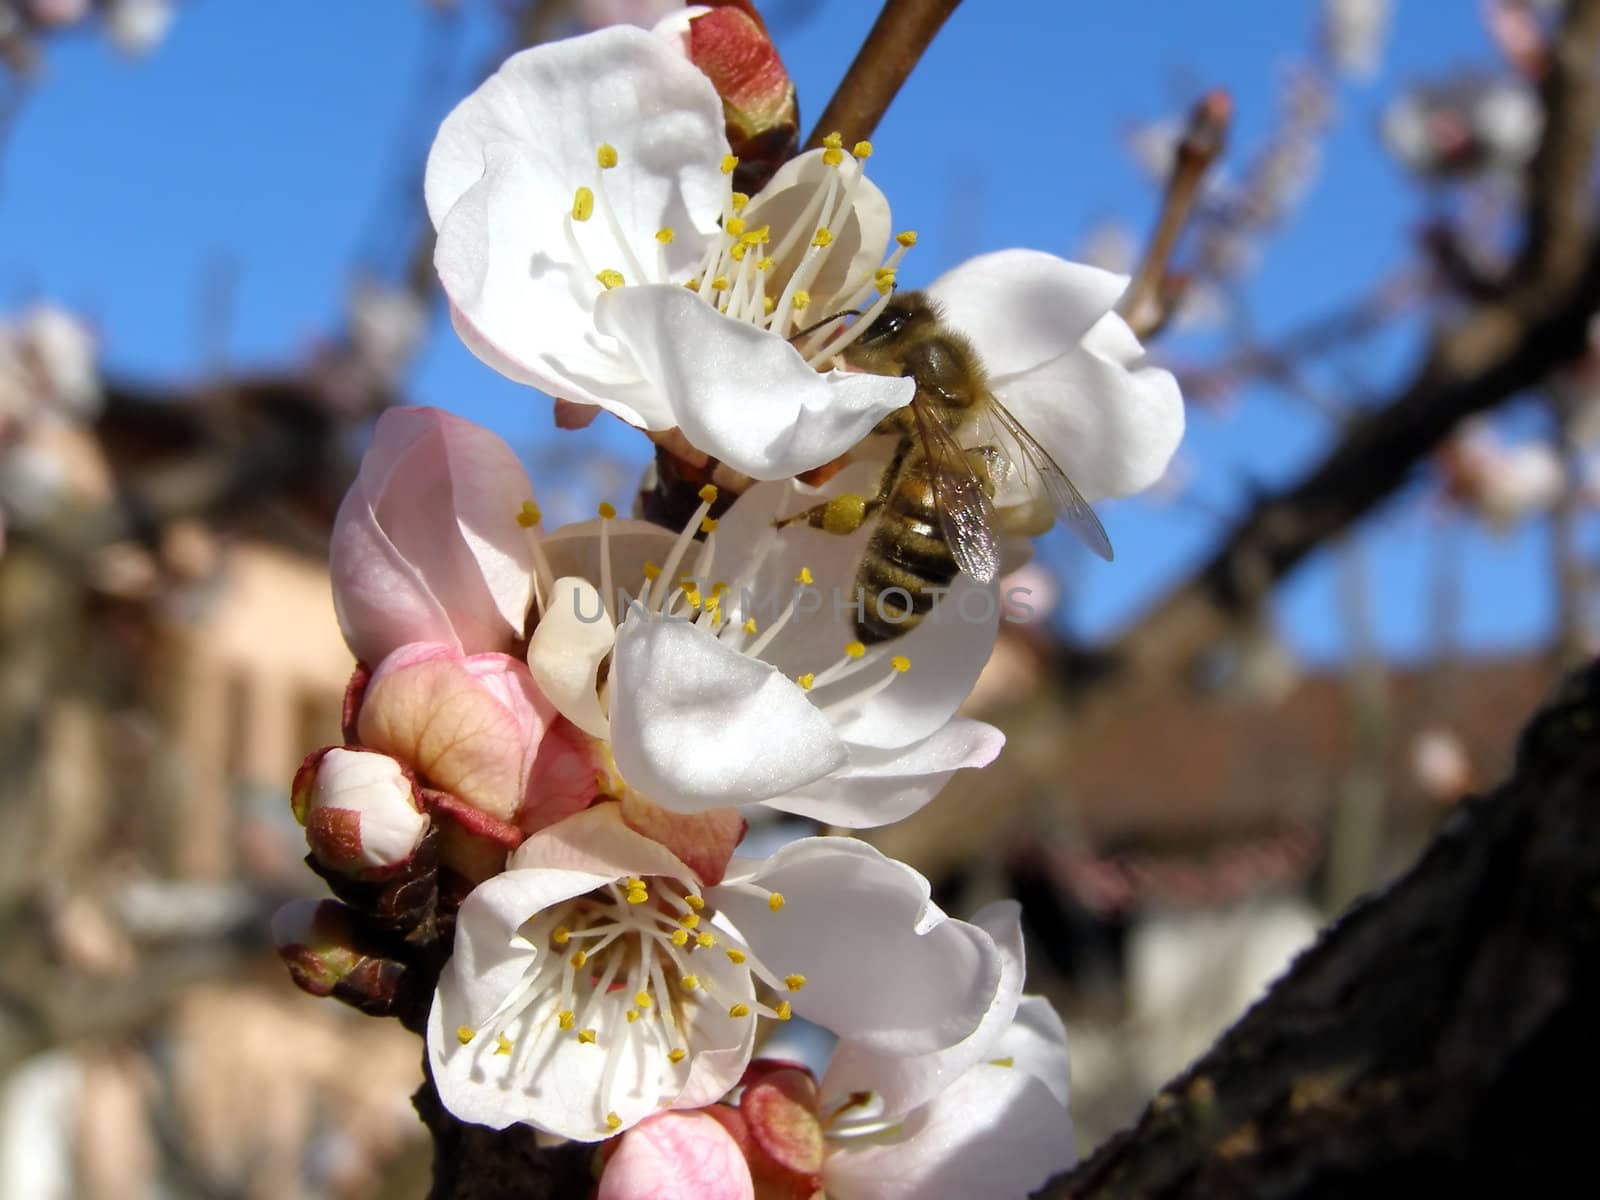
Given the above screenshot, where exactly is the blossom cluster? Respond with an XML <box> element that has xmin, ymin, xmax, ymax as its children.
<box><xmin>277</xmin><ymin>11</ymin><xmax>1184</xmax><ymax>1198</ymax></box>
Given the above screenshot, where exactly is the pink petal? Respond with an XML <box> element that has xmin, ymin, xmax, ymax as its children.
<box><xmin>598</xmin><ymin>1111</ymin><xmax>754</xmax><ymax>1200</ymax></box>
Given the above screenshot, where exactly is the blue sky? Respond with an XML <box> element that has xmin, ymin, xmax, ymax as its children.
<box><xmin>0</xmin><ymin>0</ymin><xmax>1577</xmax><ymax>664</ymax></box>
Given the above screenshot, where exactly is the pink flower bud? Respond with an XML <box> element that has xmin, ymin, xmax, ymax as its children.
<box><xmin>330</xmin><ymin>406</ymin><xmax>539</xmax><ymax>666</ymax></box>
<box><xmin>294</xmin><ymin>747</ymin><xmax>428</xmax><ymax>878</ymax></box>
<box><xmin>684</xmin><ymin>2</ymin><xmax>798</xmax><ymax>195</ymax></box>
<box><xmin>355</xmin><ymin>642</ymin><xmax>589</xmax><ymax>839</ymax></box>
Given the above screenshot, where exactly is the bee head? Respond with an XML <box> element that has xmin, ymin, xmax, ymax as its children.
<box><xmin>858</xmin><ymin>292</ymin><xmax>935</xmax><ymax>349</ymax></box>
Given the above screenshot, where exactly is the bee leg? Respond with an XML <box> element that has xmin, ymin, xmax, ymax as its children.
<box><xmin>774</xmin><ymin>493</ymin><xmax>882</xmax><ymax>536</ymax></box>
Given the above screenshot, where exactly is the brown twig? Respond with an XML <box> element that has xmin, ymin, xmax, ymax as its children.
<box><xmin>802</xmin><ymin>0</ymin><xmax>964</xmax><ymax>150</ymax></box>
<box><xmin>1120</xmin><ymin>90</ymin><xmax>1232</xmax><ymax>339</ymax></box>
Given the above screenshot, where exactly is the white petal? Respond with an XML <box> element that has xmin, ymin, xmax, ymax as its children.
<box><xmin>768</xmin><ymin>719</ymin><xmax>1004</xmax><ymax>828</ymax></box>
<box><xmin>744</xmin><ymin>149</ymin><xmax>892</xmax><ymax>309</ymax></box>
<box><xmin>998</xmin><ymin>994</ymin><xmax>1073</xmax><ymax>1109</ymax></box>
<box><xmin>527</xmin><ymin>576</ymin><xmax>616</xmax><ymax>738</ymax></box>
<box><xmin>927</xmin><ymin>249</ymin><xmax>1130</xmax><ymax>377</ymax></box>
<box><xmin>609</xmin><ymin>614</ymin><xmax>848</xmax><ymax>810</ymax></box>
<box><xmin>820</xmin><ymin>899</ymin><xmax>1024</xmax><ymax>1119</ymax></box>
<box><xmin>713</xmin><ymin>839</ymin><xmax>1001</xmax><ymax>1058</ymax></box>
<box><xmin>822</xmin><ymin>1060</ymin><xmax>1074</xmax><ymax>1200</ymax></box>
<box><xmin>595</xmin><ymin>284</ymin><xmax>913</xmax><ymax>479</ymax></box>
<box><xmin>711</xmin><ymin>471</ymin><xmax>1000</xmax><ymax>752</ymax></box>
<box><xmin>427</xmin><ymin>27</ymin><xmax>728</xmax><ymax>414</ymax></box>
<box><xmin>989</xmin><ymin>315</ymin><xmax>1185</xmax><ymax>502</ymax></box>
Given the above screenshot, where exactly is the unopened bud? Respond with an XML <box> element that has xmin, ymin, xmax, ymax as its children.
<box><xmin>686</xmin><ymin>2</ymin><xmax>798</xmax><ymax>195</ymax></box>
<box><xmin>292</xmin><ymin>747</ymin><xmax>428</xmax><ymax>879</ymax></box>
<box><xmin>271</xmin><ymin>900</ymin><xmax>416</xmax><ymax>1018</ymax></box>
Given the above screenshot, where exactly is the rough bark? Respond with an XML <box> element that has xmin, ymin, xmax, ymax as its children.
<box><xmin>1046</xmin><ymin>658</ymin><xmax>1600</xmax><ymax>1198</ymax></box>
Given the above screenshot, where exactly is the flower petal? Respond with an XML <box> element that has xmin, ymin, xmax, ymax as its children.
<box><xmin>599</xmin><ymin>1111</ymin><xmax>755</xmax><ymax>1200</ymax></box>
<box><xmin>527</xmin><ymin>576</ymin><xmax>616</xmax><ymax>739</ymax></box>
<box><xmin>713</xmin><ymin>839</ymin><xmax>1001</xmax><ymax>1058</ymax></box>
<box><xmin>927</xmin><ymin>249</ymin><xmax>1129</xmax><ymax>377</ymax></box>
<box><xmin>595</xmin><ymin>283</ymin><xmax>913</xmax><ymax>479</ymax></box>
<box><xmin>821</xmin><ymin>1055</ymin><xmax>1074</xmax><ymax>1200</ymax></box>
<box><xmin>331</xmin><ymin>407</ymin><xmax>536</xmax><ymax>664</ymax></box>
<box><xmin>820</xmin><ymin>899</ymin><xmax>1023</xmax><ymax>1119</ymax></box>
<box><xmin>767</xmin><ymin>719</ymin><xmax>1004</xmax><ymax>828</ymax></box>
<box><xmin>427</xmin><ymin>27</ymin><xmax>728</xmax><ymax>416</ymax></box>
<box><xmin>609</xmin><ymin>614</ymin><xmax>848</xmax><ymax>811</ymax></box>
<box><xmin>990</xmin><ymin>313</ymin><xmax>1185</xmax><ymax>503</ymax></box>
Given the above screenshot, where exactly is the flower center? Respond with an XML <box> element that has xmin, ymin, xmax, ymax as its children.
<box><xmin>454</xmin><ymin>874</ymin><xmax>803</xmax><ymax>1131</ymax></box>
<box><xmin>567</xmin><ymin>134</ymin><xmax>919</xmax><ymax>370</ymax></box>
<box><xmin>600</xmin><ymin>489</ymin><xmax>915</xmax><ymax>710</ymax></box>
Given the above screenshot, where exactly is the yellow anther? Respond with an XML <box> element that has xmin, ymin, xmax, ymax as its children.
<box><xmin>697</xmin><ymin>484</ymin><xmax>718</xmax><ymax>504</ymax></box>
<box><xmin>797</xmin><ymin>673</ymin><xmax>815</xmax><ymax>691</ymax></box>
<box><xmin>730</xmin><ymin>243</ymin><xmax>749</xmax><ymax>262</ymax></box>
<box><xmin>785</xmin><ymin>973</ymin><xmax>806</xmax><ymax>990</ymax></box>
<box><xmin>571</xmin><ymin>186</ymin><xmax>595</xmax><ymax>221</ymax></box>
<box><xmin>627</xmin><ymin>877</ymin><xmax>643</xmax><ymax>888</ymax></box>
<box><xmin>626</xmin><ymin>1009</ymin><xmax>639</xmax><ymax>1023</ymax></box>
<box><xmin>495</xmin><ymin>1032</ymin><xmax>514</xmax><ymax>1055</ymax></box>
<box><xmin>721</xmin><ymin>153</ymin><xmax>739</xmax><ymax>174</ymax></box>
<box><xmin>990</xmin><ymin>1056</ymin><xmax>1015</xmax><ymax>1068</ymax></box>
<box><xmin>596</xmin><ymin>269</ymin><xmax>625</xmax><ymax>290</ymax></box>
<box><xmin>711</xmin><ymin>276</ymin><xmax>729</xmax><ymax>291</ymax></box>
<box><xmin>578</xmin><ymin>1028</ymin><xmax>597</xmax><ymax>1044</ymax></box>
<box><xmin>606</xmin><ymin>1112</ymin><xmax>622</xmax><ymax>1131</ymax></box>
<box><xmin>875</xmin><ymin>274</ymin><xmax>896</xmax><ymax>296</ymax></box>
<box><xmin>711</xmin><ymin>581</ymin><xmax>729</xmax><ymax>597</ymax></box>
<box><xmin>682</xmin><ymin>975</ymin><xmax>700</xmax><ymax>991</ymax></box>
<box><xmin>822</xmin><ymin>147</ymin><xmax>844</xmax><ymax>166</ymax></box>
<box><xmin>775</xmin><ymin>1000</ymin><xmax>793</xmax><ymax>1021</ymax></box>
<box><xmin>656</xmin><ymin>226</ymin><xmax>675</xmax><ymax>244</ymax></box>
<box><xmin>558</xmin><ymin>1010</ymin><xmax>575</xmax><ymax>1030</ymax></box>
<box><xmin>729</xmin><ymin>1002</ymin><xmax>751</xmax><ymax>1019</ymax></box>
<box><xmin>796</xmin><ymin>566</ymin><xmax>815</xmax><ymax>585</ymax></box>
<box><xmin>845</xmin><ymin>641</ymin><xmax>866</xmax><ymax>659</ymax></box>
<box><xmin>725</xmin><ymin>217</ymin><xmax>746</xmax><ymax>238</ymax></box>
<box><xmin>685</xmin><ymin>894</ymin><xmax>707</xmax><ymax>911</ymax></box>
<box><xmin>671</xmin><ymin>929</ymin><xmax>689</xmax><ymax>947</ymax></box>
<box><xmin>756</xmin><ymin>256</ymin><xmax>775</xmax><ymax>272</ymax></box>
<box><xmin>683</xmin><ymin>277</ymin><xmax>700</xmax><ymax>289</ymax></box>
<box><xmin>516</xmin><ymin>500</ymin><xmax>542</xmax><ymax>528</ymax></box>
<box><xmin>763</xmin><ymin>295</ymin><xmax>776</xmax><ymax>315</ymax></box>
<box><xmin>700</xmin><ymin>516</ymin><xmax>719</xmax><ymax>534</ymax></box>
<box><xmin>643</xmin><ymin>561</ymin><xmax>661</xmax><ymax>581</ymax></box>
<box><xmin>571</xmin><ymin>949</ymin><xmax>588</xmax><ymax>968</ymax></box>
<box><xmin>812</xmin><ymin>227</ymin><xmax>834</xmax><ymax>248</ymax></box>
<box><xmin>743</xmin><ymin>618</ymin><xmax>758</xmax><ymax>635</ymax></box>
<box><xmin>768</xmin><ymin>893</ymin><xmax>786</xmax><ymax>913</ymax></box>
<box><xmin>741</xmin><ymin>225</ymin><xmax>770</xmax><ymax>245</ymax></box>
<box><xmin>635</xmin><ymin>991</ymin><xmax>652</xmax><ymax>1008</ymax></box>
<box><xmin>731</xmin><ymin>191</ymin><xmax>749</xmax><ymax>211</ymax></box>
<box><xmin>891</xmin><ymin>655</ymin><xmax>911</xmax><ymax>673</ymax></box>
<box><xmin>679</xmin><ymin>911</ymin><xmax>700</xmax><ymax>929</ymax></box>
<box><xmin>822</xmin><ymin>131</ymin><xmax>844</xmax><ymax>150</ymax></box>
<box><xmin>875</xmin><ymin>266</ymin><xmax>897</xmax><ymax>285</ymax></box>
<box><xmin>597</xmin><ymin>143</ymin><xmax>619</xmax><ymax>169</ymax></box>
<box><xmin>792</xmin><ymin>290</ymin><xmax>811</xmax><ymax>310</ymax></box>
<box><xmin>696</xmin><ymin>931</ymin><xmax>716</xmax><ymax>948</ymax></box>
<box><xmin>626</xmin><ymin>887</ymin><xmax>649</xmax><ymax>905</ymax></box>
<box><xmin>896</xmin><ymin>229</ymin><xmax>918</xmax><ymax>247</ymax></box>
<box><xmin>853</xmin><ymin>140</ymin><xmax>874</xmax><ymax>159</ymax></box>
<box><xmin>552</xmin><ymin>927</ymin><xmax>571</xmax><ymax>945</ymax></box>
<box><xmin>668</xmin><ymin>1048</ymin><xmax>687</xmax><ymax>1064</ymax></box>
<box><xmin>597</xmin><ymin>501</ymin><xmax>617</xmax><ymax>519</ymax></box>
<box><xmin>456</xmin><ymin>1026</ymin><xmax>475</xmax><ymax>1045</ymax></box>
<box><xmin>726</xmin><ymin>948</ymin><xmax>746</xmax><ymax>964</ymax></box>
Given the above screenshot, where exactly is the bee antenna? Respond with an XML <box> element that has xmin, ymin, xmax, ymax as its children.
<box><xmin>789</xmin><ymin>309</ymin><xmax>860</xmax><ymax>342</ymax></box>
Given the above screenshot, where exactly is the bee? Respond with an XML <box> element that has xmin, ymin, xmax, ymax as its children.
<box><xmin>780</xmin><ymin>292</ymin><xmax>1113</xmax><ymax>643</ymax></box>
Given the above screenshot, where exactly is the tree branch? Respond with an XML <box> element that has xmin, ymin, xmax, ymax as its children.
<box><xmin>803</xmin><ymin>0</ymin><xmax>963</xmax><ymax>150</ymax></box>
<box><xmin>1047</xmin><ymin>658</ymin><xmax>1600</xmax><ymax>1196</ymax></box>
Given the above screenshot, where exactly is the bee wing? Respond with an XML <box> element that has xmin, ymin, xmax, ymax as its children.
<box><xmin>911</xmin><ymin>395</ymin><xmax>1001</xmax><ymax>583</ymax></box>
<box><xmin>975</xmin><ymin>393</ymin><xmax>1114</xmax><ymax>563</ymax></box>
